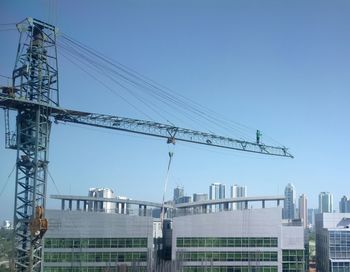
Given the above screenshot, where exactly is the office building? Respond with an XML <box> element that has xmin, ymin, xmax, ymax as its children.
<box><xmin>315</xmin><ymin>213</ymin><xmax>350</xmax><ymax>271</ymax></box>
<box><xmin>340</xmin><ymin>195</ymin><xmax>350</xmax><ymax>213</ymax></box>
<box><xmin>209</xmin><ymin>182</ymin><xmax>225</xmax><ymax>212</ymax></box>
<box><xmin>43</xmin><ymin>210</ymin><xmax>153</xmax><ymax>272</ymax></box>
<box><xmin>298</xmin><ymin>194</ymin><xmax>308</xmax><ymax>228</ymax></box>
<box><xmin>231</xmin><ymin>184</ymin><xmax>247</xmax><ymax>210</ymax></box>
<box><xmin>88</xmin><ymin>188</ymin><xmax>116</xmax><ymax>213</ymax></box>
<box><xmin>172</xmin><ymin>207</ymin><xmax>305</xmax><ymax>271</ymax></box>
<box><xmin>174</xmin><ymin>186</ymin><xmax>184</xmax><ymax>204</ymax></box>
<box><xmin>319</xmin><ymin>192</ymin><xmax>333</xmax><ymax>213</ymax></box>
<box><xmin>283</xmin><ymin>183</ymin><xmax>296</xmax><ymax>220</ymax></box>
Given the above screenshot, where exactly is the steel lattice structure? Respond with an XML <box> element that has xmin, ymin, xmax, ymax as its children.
<box><xmin>0</xmin><ymin>17</ymin><xmax>293</xmax><ymax>272</ymax></box>
<box><xmin>1</xmin><ymin>18</ymin><xmax>59</xmax><ymax>272</ymax></box>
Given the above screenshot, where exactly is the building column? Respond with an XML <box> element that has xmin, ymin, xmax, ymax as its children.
<box><xmin>244</xmin><ymin>201</ymin><xmax>248</xmax><ymax>209</ymax></box>
<box><xmin>61</xmin><ymin>199</ymin><xmax>65</xmax><ymax>210</ymax></box>
<box><xmin>262</xmin><ymin>200</ymin><xmax>265</xmax><ymax>208</ymax></box>
<box><xmin>68</xmin><ymin>200</ymin><xmax>72</xmax><ymax>211</ymax></box>
<box><xmin>77</xmin><ymin>200</ymin><xmax>80</xmax><ymax>210</ymax></box>
<box><xmin>277</xmin><ymin>200</ymin><xmax>280</xmax><ymax>206</ymax></box>
<box><xmin>83</xmin><ymin>201</ymin><xmax>87</xmax><ymax>211</ymax></box>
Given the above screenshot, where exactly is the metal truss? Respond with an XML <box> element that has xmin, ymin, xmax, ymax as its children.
<box><xmin>7</xmin><ymin>17</ymin><xmax>59</xmax><ymax>272</ymax></box>
<box><xmin>54</xmin><ymin>110</ymin><xmax>293</xmax><ymax>158</ymax></box>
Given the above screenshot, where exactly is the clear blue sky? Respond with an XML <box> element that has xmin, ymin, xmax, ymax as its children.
<box><xmin>1</xmin><ymin>0</ymin><xmax>350</xmax><ymax>222</ymax></box>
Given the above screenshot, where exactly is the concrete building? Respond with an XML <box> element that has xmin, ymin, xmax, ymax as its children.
<box><xmin>209</xmin><ymin>182</ymin><xmax>225</xmax><ymax>212</ymax></box>
<box><xmin>231</xmin><ymin>184</ymin><xmax>247</xmax><ymax>210</ymax></box>
<box><xmin>43</xmin><ymin>210</ymin><xmax>153</xmax><ymax>272</ymax></box>
<box><xmin>283</xmin><ymin>183</ymin><xmax>296</xmax><ymax>220</ymax></box>
<box><xmin>172</xmin><ymin>207</ymin><xmax>305</xmax><ymax>271</ymax></box>
<box><xmin>298</xmin><ymin>194</ymin><xmax>308</xmax><ymax>228</ymax></box>
<box><xmin>174</xmin><ymin>186</ymin><xmax>184</xmax><ymax>204</ymax></box>
<box><xmin>319</xmin><ymin>192</ymin><xmax>333</xmax><ymax>213</ymax></box>
<box><xmin>315</xmin><ymin>213</ymin><xmax>350</xmax><ymax>271</ymax></box>
<box><xmin>339</xmin><ymin>195</ymin><xmax>350</xmax><ymax>213</ymax></box>
<box><xmin>88</xmin><ymin>187</ymin><xmax>116</xmax><ymax>213</ymax></box>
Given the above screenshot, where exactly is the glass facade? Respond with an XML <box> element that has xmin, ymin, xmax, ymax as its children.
<box><xmin>282</xmin><ymin>250</ymin><xmax>305</xmax><ymax>272</ymax></box>
<box><xmin>329</xmin><ymin>231</ymin><xmax>350</xmax><ymax>259</ymax></box>
<box><xmin>44</xmin><ymin>268</ymin><xmax>146</xmax><ymax>272</ymax></box>
<box><xmin>176</xmin><ymin>237</ymin><xmax>278</xmax><ymax>248</ymax></box>
<box><xmin>183</xmin><ymin>266</ymin><xmax>278</xmax><ymax>272</ymax></box>
<box><xmin>177</xmin><ymin>251</ymin><xmax>278</xmax><ymax>262</ymax></box>
<box><xmin>45</xmin><ymin>238</ymin><xmax>148</xmax><ymax>248</ymax></box>
<box><xmin>44</xmin><ymin>251</ymin><xmax>147</xmax><ymax>262</ymax></box>
<box><xmin>331</xmin><ymin>261</ymin><xmax>350</xmax><ymax>272</ymax></box>
<box><xmin>44</xmin><ymin>237</ymin><xmax>149</xmax><ymax>271</ymax></box>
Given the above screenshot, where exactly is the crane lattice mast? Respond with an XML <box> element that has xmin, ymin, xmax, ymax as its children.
<box><xmin>0</xmin><ymin>17</ymin><xmax>293</xmax><ymax>272</ymax></box>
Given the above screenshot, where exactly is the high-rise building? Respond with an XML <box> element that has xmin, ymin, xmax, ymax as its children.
<box><xmin>88</xmin><ymin>187</ymin><xmax>116</xmax><ymax>213</ymax></box>
<box><xmin>173</xmin><ymin>186</ymin><xmax>184</xmax><ymax>204</ymax></box>
<box><xmin>339</xmin><ymin>195</ymin><xmax>350</xmax><ymax>213</ymax></box>
<box><xmin>315</xmin><ymin>213</ymin><xmax>350</xmax><ymax>271</ymax></box>
<box><xmin>319</xmin><ymin>192</ymin><xmax>333</xmax><ymax>213</ymax></box>
<box><xmin>283</xmin><ymin>183</ymin><xmax>296</xmax><ymax>220</ymax></box>
<box><xmin>209</xmin><ymin>183</ymin><xmax>225</xmax><ymax>211</ymax></box>
<box><xmin>231</xmin><ymin>184</ymin><xmax>247</xmax><ymax>210</ymax></box>
<box><xmin>298</xmin><ymin>194</ymin><xmax>308</xmax><ymax>228</ymax></box>
<box><xmin>307</xmin><ymin>208</ymin><xmax>316</xmax><ymax>229</ymax></box>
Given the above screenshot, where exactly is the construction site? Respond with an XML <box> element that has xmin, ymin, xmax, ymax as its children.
<box><xmin>0</xmin><ymin>16</ymin><xmax>305</xmax><ymax>272</ymax></box>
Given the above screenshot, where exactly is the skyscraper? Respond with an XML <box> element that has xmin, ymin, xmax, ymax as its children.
<box><xmin>298</xmin><ymin>194</ymin><xmax>308</xmax><ymax>228</ymax></box>
<box><xmin>283</xmin><ymin>183</ymin><xmax>296</xmax><ymax>220</ymax></box>
<box><xmin>339</xmin><ymin>195</ymin><xmax>350</xmax><ymax>213</ymax></box>
<box><xmin>173</xmin><ymin>186</ymin><xmax>184</xmax><ymax>204</ymax></box>
<box><xmin>231</xmin><ymin>184</ymin><xmax>247</xmax><ymax>210</ymax></box>
<box><xmin>319</xmin><ymin>192</ymin><xmax>333</xmax><ymax>213</ymax></box>
<box><xmin>209</xmin><ymin>183</ymin><xmax>225</xmax><ymax>211</ymax></box>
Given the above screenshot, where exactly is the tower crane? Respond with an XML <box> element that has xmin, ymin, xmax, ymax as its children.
<box><xmin>0</xmin><ymin>18</ymin><xmax>293</xmax><ymax>272</ymax></box>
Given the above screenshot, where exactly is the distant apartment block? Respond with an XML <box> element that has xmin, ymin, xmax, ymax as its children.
<box><xmin>174</xmin><ymin>186</ymin><xmax>184</xmax><ymax>204</ymax></box>
<box><xmin>298</xmin><ymin>194</ymin><xmax>308</xmax><ymax>228</ymax></box>
<box><xmin>231</xmin><ymin>184</ymin><xmax>247</xmax><ymax>210</ymax></box>
<box><xmin>339</xmin><ymin>195</ymin><xmax>350</xmax><ymax>213</ymax></box>
<box><xmin>209</xmin><ymin>182</ymin><xmax>225</xmax><ymax>212</ymax></box>
<box><xmin>319</xmin><ymin>192</ymin><xmax>333</xmax><ymax>213</ymax></box>
<box><xmin>283</xmin><ymin>183</ymin><xmax>296</xmax><ymax>220</ymax></box>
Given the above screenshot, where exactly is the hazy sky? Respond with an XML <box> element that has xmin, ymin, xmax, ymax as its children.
<box><xmin>1</xmin><ymin>0</ymin><xmax>350</xmax><ymax>221</ymax></box>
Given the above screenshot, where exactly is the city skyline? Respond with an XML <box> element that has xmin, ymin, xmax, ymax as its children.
<box><xmin>1</xmin><ymin>0</ymin><xmax>350</xmax><ymax>222</ymax></box>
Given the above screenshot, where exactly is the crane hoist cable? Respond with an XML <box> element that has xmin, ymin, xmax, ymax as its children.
<box><xmin>160</xmin><ymin>151</ymin><xmax>174</xmax><ymax>227</ymax></box>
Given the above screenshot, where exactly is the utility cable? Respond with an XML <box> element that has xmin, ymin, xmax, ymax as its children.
<box><xmin>0</xmin><ymin>163</ymin><xmax>16</xmax><ymax>198</ymax></box>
